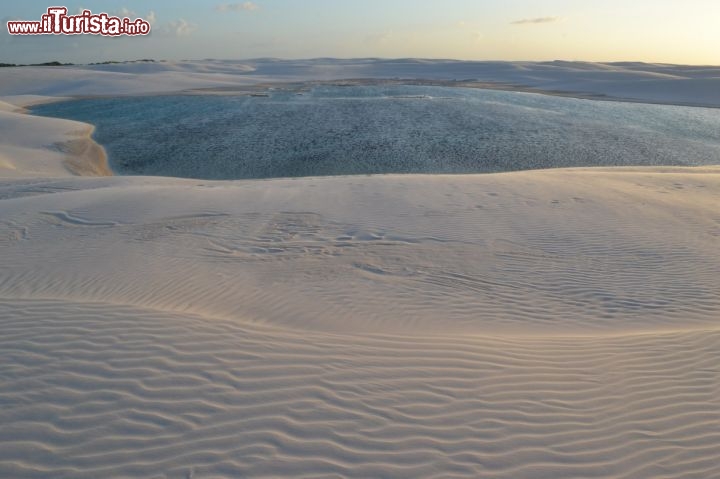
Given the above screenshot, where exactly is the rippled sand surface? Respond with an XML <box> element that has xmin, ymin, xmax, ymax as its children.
<box><xmin>2</xmin><ymin>168</ymin><xmax>719</xmax><ymax>478</ymax></box>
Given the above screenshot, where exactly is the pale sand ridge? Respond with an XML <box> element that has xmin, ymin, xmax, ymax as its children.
<box><xmin>0</xmin><ymin>107</ymin><xmax>110</xmax><ymax>178</ymax></box>
<box><xmin>2</xmin><ymin>170</ymin><xmax>719</xmax><ymax>336</ymax></box>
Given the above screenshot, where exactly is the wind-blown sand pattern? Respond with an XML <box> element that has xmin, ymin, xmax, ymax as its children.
<box><xmin>1</xmin><ymin>169</ymin><xmax>719</xmax><ymax>478</ymax></box>
<box><xmin>2</xmin><ymin>300</ymin><xmax>719</xmax><ymax>479</ymax></box>
<box><xmin>0</xmin><ymin>60</ymin><xmax>719</xmax><ymax>477</ymax></box>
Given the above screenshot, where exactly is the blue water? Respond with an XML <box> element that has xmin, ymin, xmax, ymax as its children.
<box><xmin>32</xmin><ymin>85</ymin><xmax>720</xmax><ymax>179</ymax></box>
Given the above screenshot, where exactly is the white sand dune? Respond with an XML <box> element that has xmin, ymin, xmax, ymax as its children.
<box><xmin>2</xmin><ymin>170</ymin><xmax>719</xmax><ymax>335</ymax></box>
<box><xmin>1</xmin><ymin>169</ymin><xmax>719</xmax><ymax>478</ymax></box>
<box><xmin>1</xmin><ymin>58</ymin><xmax>720</xmax><ymax>107</ymax></box>
<box><xmin>0</xmin><ymin>60</ymin><xmax>719</xmax><ymax>477</ymax></box>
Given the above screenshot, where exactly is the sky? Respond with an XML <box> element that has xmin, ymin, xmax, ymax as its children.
<box><xmin>2</xmin><ymin>0</ymin><xmax>719</xmax><ymax>65</ymax></box>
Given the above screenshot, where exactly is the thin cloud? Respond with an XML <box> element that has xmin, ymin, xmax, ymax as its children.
<box><xmin>115</xmin><ymin>7</ymin><xmax>137</xmax><ymax>18</ymax></box>
<box><xmin>215</xmin><ymin>2</ymin><xmax>259</xmax><ymax>12</ymax></box>
<box><xmin>365</xmin><ymin>30</ymin><xmax>394</xmax><ymax>45</ymax></box>
<box><xmin>157</xmin><ymin>19</ymin><xmax>197</xmax><ymax>37</ymax></box>
<box><xmin>511</xmin><ymin>16</ymin><xmax>560</xmax><ymax>25</ymax></box>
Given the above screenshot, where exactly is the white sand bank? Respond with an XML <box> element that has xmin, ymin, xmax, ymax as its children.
<box><xmin>0</xmin><ymin>107</ymin><xmax>110</xmax><ymax>178</ymax></box>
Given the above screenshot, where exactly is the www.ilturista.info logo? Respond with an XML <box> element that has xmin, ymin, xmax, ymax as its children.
<box><xmin>7</xmin><ymin>7</ymin><xmax>151</xmax><ymax>36</ymax></box>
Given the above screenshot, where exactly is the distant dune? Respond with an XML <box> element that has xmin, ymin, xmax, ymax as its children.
<box><xmin>1</xmin><ymin>58</ymin><xmax>720</xmax><ymax>107</ymax></box>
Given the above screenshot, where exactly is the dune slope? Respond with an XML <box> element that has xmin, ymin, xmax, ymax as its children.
<box><xmin>1</xmin><ymin>168</ymin><xmax>719</xmax><ymax>478</ymax></box>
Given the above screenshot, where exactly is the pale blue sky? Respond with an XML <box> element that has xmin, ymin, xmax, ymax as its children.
<box><xmin>3</xmin><ymin>0</ymin><xmax>719</xmax><ymax>64</ymax></box>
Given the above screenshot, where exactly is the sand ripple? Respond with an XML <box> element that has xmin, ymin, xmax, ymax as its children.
<box><xmin>1</xmin><ymin>299</ymin><xmax>719</xmax><ymax>478</ymax></box>
<box><xmin>1</xmin><ymin>168</ymin><xmax>719</xmax><ymax>477</ymax></box>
